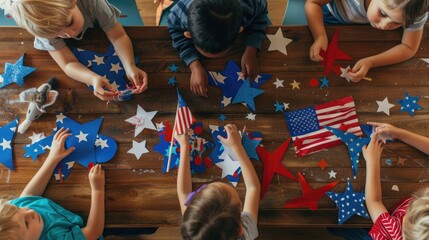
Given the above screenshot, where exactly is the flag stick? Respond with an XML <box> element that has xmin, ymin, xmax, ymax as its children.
<box><xmin>166</xmin><ymin>104</ymin><xmax>179</xmax><ymax>172</ymax></box>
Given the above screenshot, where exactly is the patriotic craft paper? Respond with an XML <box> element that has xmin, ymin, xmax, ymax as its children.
<box><xmin>0</xmin><ymin>119</ymin><xmax>18</xmax><ymax>170</ymax></box>
<box><xmin>319</xmin><ymin>30</ymin><xmax>352</xmax><ymax>76</ymax></box>
<box><xmin>284</xmin><ymin>96</ymin><xmax>362</xmax><ymax>157</ymax></box>
<box><xmin>174</xmin><ymin>89</ymin><xmax>196</xmax><ymax>135</ymax></box>
<box><xmin>0</xmin><ymin>54</ymin><xmax>36</xmax><ymax>88</ymax></box>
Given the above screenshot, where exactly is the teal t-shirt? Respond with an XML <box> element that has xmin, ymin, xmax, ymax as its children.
<box><xmin>10</xmin><ymin>196</ymin><xmax>85</xmax><ymax>240</ymax></box>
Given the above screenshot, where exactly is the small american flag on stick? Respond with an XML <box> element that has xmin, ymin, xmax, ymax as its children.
<box><xmin>174</xmin><ymin>88</ymin><xmax>196</xmax><ymax>135</ymax></box>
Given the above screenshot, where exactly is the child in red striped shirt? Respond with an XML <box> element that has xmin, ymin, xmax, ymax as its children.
<box><xmin>363</xmin><ymin>122</ymin><xmax>429</xmax><ymax>240</ymax></box>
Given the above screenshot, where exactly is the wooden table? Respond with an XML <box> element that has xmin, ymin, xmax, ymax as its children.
<box><xmin>0</xmin><ymin>25</ymin><xmax>428</xmax><ymax>228</ymax></box>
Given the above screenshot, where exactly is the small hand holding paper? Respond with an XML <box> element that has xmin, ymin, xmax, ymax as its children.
<box><xmin>348</xmin><ymin>58</ymin><xmax>372</xmax><ymax>82</ymax></box>
<box><xmin>48</xmin><ymin>127</ymin><xmax>75</xmax><ymax>164</ymax></box>
<box><xmin>91</xmin><ymin>76</ymin><xmax>117</xmax><ymax>101</ymax></box>
<box><xmin>126</xmin><ymin>65</ymin><xmax>148</xmax><ymax>93</ymax></box>
<box><xmin>241</xmin><ymin>46</ymin><xmax>259</xmax><ymax>80</ymax></box>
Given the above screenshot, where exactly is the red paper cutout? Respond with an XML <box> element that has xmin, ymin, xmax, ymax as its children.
<box><xmin>309</xmin><ymin>78</ymin><xmax>319</xmax><ymax>87</ymax></box>
<box><xmin>283</xmin><ymin>172</ymin><xmax>338</xmax><ymax>210</ymax></box>
<box><xmin>256</xmin><ymin>139</ymin><xmax>298</xmax><ymax>199</ymax></box>
<box><xmin>317</xmin><ymin>159</ymin><xmax>328</xmax><ymax>170</ymax></box>
<box><xmin>87</xmin><ymin>162</ymin><xmax>95</xmax><ymax>171</ymax></box>
<box><xmin>319</xmin><ymin>30</ymin><xmax>352</xmax><ymax>76</ymax></box>
<box><xmin>163</xmin><ymin>121</ymin><xmax>173</xmax><ymax>142</ymax></box>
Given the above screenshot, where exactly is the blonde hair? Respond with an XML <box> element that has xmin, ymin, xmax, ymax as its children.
<box><xmin>0</xmin><ymin>199</ymin><xmax>21</xmax><ymax>240</ymax></box>
<box><xmin>402</xmin><ymin>187</ymin><xmax>429</xmax><ymax>240</ymax></box>
<box><xmin>9</xmin><ymin>0</ymin><xmax>76</xmax><ymax>38</ymax></box>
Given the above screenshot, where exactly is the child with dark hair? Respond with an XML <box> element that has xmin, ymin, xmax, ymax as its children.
<box><xmin>168</xmin><ymin>0</ymin><xmax>269</xmax><ymax>97</ymax></box>
<box><xmin>305</xmin><ymin>0</ymin><xmax>428</xmax><ymax>82</ymax></box>
<box><xmin>175</xmin><ymin>124</ymin><xmax>260</xmax><ymax>240</ymax></box>
<box><xmin>0</xmin><ymin>128</ymin><xmax>105</xmax><ymax>240</ymax></box>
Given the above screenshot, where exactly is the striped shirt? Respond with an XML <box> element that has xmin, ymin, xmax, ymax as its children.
<box><xmin>369</xmin><ymin>197</ymin><xmax>412</xmax><ymax>240</ymax></box>
<box><xmin>167</xmin><ymin>0</ymin><xmax>269</xmax><ymax>66</ymax></box>
<box><xmin>325</xmin><ymin>0</ymin><xmax>428</xmax><ymax>31</ymax></box>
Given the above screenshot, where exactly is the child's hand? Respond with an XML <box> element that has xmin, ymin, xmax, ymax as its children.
<box><xmin>47</xmin><ymin>127</ymin><xmax>75</xmax><ymax>164</ymax></box>
<box><xmin>89</xmin><ymin>164</ymin><xmax>105</xmax><ymax>192</ymax></box>
<box><xmin>126</xmin><ymin>65</ymin><xmax>149</xmax><ymax>93</ymax></box>
<box><xmin>362</xmin><ymin>133</ymin><xmax>383</xmax><ymax>164</ymax></box>
<box><xmin>309</xmin><ymin>37</ymin><xmax>328</xmax><ymax>62</ymax></box>
<box><xmin>189</xmin><ymin>61</ymin><xmax>208</xmax><ymax>97</ymax></box>
<box><xmin>368</xmin><ymin>122</ymin><xmax>401</xmax><ymax>140</ymax></box>
<box><xmin>241</xmin><ymin>46</ymin><xmax>259</xmax><ymax>80</ymax></box>
<box><xmin>91</xmin><ymin>76</ymin><xmax>118</xmax><ymax>101</ymax></box>
<box><xmin>174</xmin><ymin>131</ymin><xmax>190</xmax><ymax>148</ymax></box>
<box><xmin>217</xmin><ymin>124</ymin><xmax>242</xmax><ymax>150</ymax></box>
<box><xmin>348</xmin><ymin>58</ymin><xmax>373</xmax><ymax>82</ymax></box>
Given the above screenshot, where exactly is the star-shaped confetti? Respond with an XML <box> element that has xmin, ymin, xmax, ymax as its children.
<box><xmin>168</xmin><ymin>76</ymin><xmax>177</xmax><ymax>86</ymax></box>
<box><xmin>219</xmin><ymin>114</ymin><xmax>227</xmax><ymax>122</ymax></box>
<box><xmin>125</xmin><ymin>105</ymin><xmax>157</xmax><ymax>137</ymax></box>
<box><xmin>284</xmin><ymin>172</ymin><xmax>338</xmax><ymax>210</ymax></box>
<box><xmin>168</xmin><ymin>63</ymin><xmax>179</xmax><ymax>72</ymax></box>
<box><xmin>256</xmin><ymin>139</ymin><xmax>298</xmax><ymax>199</ymax></box>
<box><xmin>290</xmin><ymin>80</ymin><xmax>300</xmax><ymax>89</ymax></box>
<box><xmin>0</xmin><ymin>54</ymin><xmax>36</xmax><ymax>88</ymax></box>
<box><xmin>0</xmin><ymin>119</ymin><xmax>18</xmax><ymax>170</ymax></box>
<box><xmin>397</xmin><ymin>156</ymin><xmax>407</xmax><ymax>166</ymax></box>
<box><xmin>325</xmin><ymin>125</ymin><xmax>370</xmax><ymax>179</ymax></box>
<box><xmin>376</xmin><ymin>97</ymin><xmax>395</xmax><ymax>115</ymax></box>
<box><xmin>283</xmin><ymin>102</ymin><xmax>290</xmax><ymax>110</ymax></box>
<box><xmin>266</xmin><ymin>28</ymin><xmax>292</xmax><ymax>55</ymax></box>
<box><xmin>246</xmin><ymin>113</ymin><xmax>256</xmax><ymax>121</ymax></box>
<box><xmin>340</xmin><ymin>65</ymin><xmax>352</xmax><ymax>82</ymax></box>
<box><xmin>320</xmin><ymin>30</ymin><xmax>352</xmax><ymax>76</ymax></box>
<box><xmin>273</xmin><ymin>78</ymin><xmax>284</xmax><ymax>88</ymax></box>
<box><xmin>127</xmin><ymin>140</ymin><xmax>149</xmax><ymax>160</ymax></box>
<box><xmin>274</xmin><ymin>100</ymin><xmax>284</xmax><ymax>112</ymax></box>
<box><xmin>319</xmin><ymin>76</ymin><xmax>329</xmax><ymax>88</ymax></box>
<box><xmin>317</xmin><ymin>159</ymin><xmax>328</xmax><ymax>170</ymax></box>
<box><xmin>328</xmin><ymin>170</ymin><xmax>337</xmax><ymax>179</ymax></box>
<box><xmin>326</xmin><ymin>179</ymin><xmax>370</xmax><ymax>224</ymax></box>
<box><xmin>397</xmin><ymin>92</ymin><xmax>423</xmax><ymax>116</ymax></box>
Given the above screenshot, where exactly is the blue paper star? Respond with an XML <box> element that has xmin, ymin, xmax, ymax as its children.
<box><xmin>0</xmin><ymin>119</ymin><xmax>18</xmax><ymax>170</ymax></box>
<box><xmin>242</xmin><ymin>133</ymin><xmax>261</xmax><ymax>160</ymax></box>
<box><xmin>319</xmin><ymin>76</ymin><xmax>329</xmax><ymax>88</ymax></box>
<box><xmin>219</xmin><ymin>114</ymin><xmax>227</xmax><ymax>121</ymax></box>
<box><xmin>232</xmin><ymin>79</ymin><xmax>264</xmax><ymax>111</ymax></box>
<box><xmin>168</xmin><ymin>63</ymin><xmax>179</xmax><ymax>72</ymax></box>
<box><xmin>326</xmin><ymin>178</ymin><xmax>370</xmax><ymax>224</ymax></box>
<box><xmin>168</xmin><ymin>76</ymin><xmax>177</xmax><ymax>86</ymax></box>
<box><xmin>274</xmin><ymin>100</ymin><xmax>284</xmax><ymax>112</ymax></box>
<box><xmin>0</xmin><ymin>54</ymin><xmax>36</xmax><ymax>88</ymax></box>
<box><xmin>397</xmin><ymin>92</ymin><xmax>423</xmax><ymax>116</ymax></box>
<box><xmin>325</xmin><ymin>125</ymin><xmax>370</xmax><ymax>179</ymax></box>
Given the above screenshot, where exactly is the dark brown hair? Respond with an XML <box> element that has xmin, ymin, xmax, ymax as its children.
<box><xmin>403</xmin><ymin>0</ymin><xmax>429</xmax><ymax>28</ymax></box>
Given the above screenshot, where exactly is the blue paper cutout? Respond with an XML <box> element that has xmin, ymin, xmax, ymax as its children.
<box><xmin>361</xmin><ymin>124</ymin><xmax>394</xmax><ymax>143</ymax></box>
<box><xmin>0</xmin><ymin>54</ymin><xmax>36</xmax><ymax>88</ymax></box>
<box><xmin>168</xmin><ymin>64</ymin><xmax>179</xmax><ymax>72</ymax></box>
<box><xmin>168</xmin><ymin>76</ymin><xmax>177</xmax><ymax>86</ymax></box>
<box><xmin>242</xmin><ymin>133</ymin><xmax>261</xmax><ymax>161</ymax></box>
<box><xmin>326</xmin><ymin>178</ymin><xmax>370</xmax><ymax>224</ymax></box>
<box><xmin>319</xmin><ymin>76</ymin><xmax>329</xmax><ymax>88</ymax></box>
<box><xmin>397</xmin><ymin>92</ymin><xmax>423</xmax><ymax>116</ymax></box>
<box><xmin>274</xmin><ymin>101</ymin><xmax>284</xmax><ymax>112</ymax></box>
<box><xmin>219</xmin><ymin>114</ymin><xmax>227</xmax><ymax>122</ymax></box>
<box><xmin>0</xmin><ymin>119</ymin><xmax>18</xmax><ymax>170</ymax></box>
<box><xmin>325</xmin><ymin>125</ymin><xmax>370</xmax><ymax>179</ymax></box>
<box><xmin>232</xmin><ymin>79</ymin><xmax>264</xmax><ymax>111</ymax></box>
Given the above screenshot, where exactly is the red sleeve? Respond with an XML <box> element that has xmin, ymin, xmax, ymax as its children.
<box><xmin>369</xmin><ymin>212</ymin><xmax>403</xmax><ymax>240</ymax></box>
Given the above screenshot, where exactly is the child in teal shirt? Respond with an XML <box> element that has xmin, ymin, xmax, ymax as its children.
<box><xmin>0</xmin><ymin>128</ymin><xmax>105</xmax><ymax>240</ymax></box>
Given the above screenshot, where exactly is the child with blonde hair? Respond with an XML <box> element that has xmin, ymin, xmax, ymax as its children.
<box><xmin>175</xmin><ymin>124</ymin><xmax>260</xmax><ymax>240</ymax></box>
<box><xmin>0</xmin><ymin>128</ymin><xmax>105</xmax><ymax>240</ymax></box>
<box><xmin>305</xmin><ymin>0</ymin><xmax>428</xmax><ymax>82</ymax></box>
<box><xmin>362</xmin><ymin>122</ymin><xmax>429</xmax><ymax>239</ymax></box>
<box><xmin>2</xmin><ymin>0</ymin><xmax>148</xmax><ymax>101</ymax></box>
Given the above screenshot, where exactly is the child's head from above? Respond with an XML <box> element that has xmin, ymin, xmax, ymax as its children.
<box><xmin>186</xmin><ymin>0</ymin><xmax>243</xmax><ymax>58</ymax></box>
<box><xmin>10</xmin><ymin>0</ymin><xmax>84</xmax><ymax>38</ymax></box>
<box><xmin>402</xmin><ymin>187</ymin><xmax>429</xmax><ymax>240</ymax></box>
<box><xmin>366</xmin><ymin>0</ymin><xmax>428</xmax><ymax>30</ymax></box>
<box><xmin>182</xmin><ymin>182</ymin><xmax>243</xmax><ymax>240</ymax></box>
<box><xmin>0</xmin><ymin>199</ymin><xmax>43</xmax><ymax>240</ymax></box>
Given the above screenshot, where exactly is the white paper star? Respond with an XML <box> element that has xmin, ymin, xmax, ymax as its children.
<box><xmin>340</xmin><ymin>65</ymin><xmax>352</xmax><ymax>83</ymax></box>
<box><xmin>156</xmin><ymin>122</ymin><xmax>165</xmax><ymax>130</ymax></box>
<box><xmin>222</xmin><ymin>96</ymin><xmax>232</xmax><ymax>107</ymax></box>
<box><xmin>376</xmin><ymin>97</ymin><xmax>395</xmax><ymax>115</ymax></box>
<box><xmin>421</xmin><ymin>58</ymin><xmax>429</xmax><ymax>64</ymax></box>
<box><xmin>216</xmin><ymin>151</ymin><xmax>241</xmax><ymax>179</ymax></box>
<box><xmin>95</xmin><ymin>137</ymin><xmax>109</xmax><ymax>149</ymax></box>
<box><xmin>273</xmin><ymin>78</ymin><xmax>284</xmax><ymax>88</ymax></box>
<box><xmin>56</xmin><ymin>113</ymin><xmax>67</xmax><ymax>124</ymax></box>
<box><xmin>92</xmin><ymin>55</ymin><xmax>105</xmax><ymax>66</ymax></box>
<box><xmin>236</xmin><ymin>72</ymin><xmax>245</xmax><ymax>81</ymax></box>
<box><xmin>29</xmin><ymin>132</ymin><xmax>46</xmax><ymax>144</ymax></box>
<box><xmin>110</xmin><ymin>63</ymin><xmax>123</xmax><ymax>74</ymax></box>
<box><xmin>208</xmin><ymin>71</ymin><xmax>226</xmax><ymax>84</ymax></box>
<box><xmin>126</xmin><ymin>105</ymin><xmax>157</xmax><ymax>137</ymax></box>
<box><xmin>75</xmin><ymin>131</ymin><xmax>88</xmax><ymax>143</ymax></box>
<box><xmin>266</xmin><ymin>28</ymin><xmax>292</xmax><ymax>55</ymax></box>
<box><xmin>283</xmin><ymin>102</ymin><xmax>290</xmax><ymax>110</ymax></box>
<box><xmin>0</xmin><ymin>138</ymin><xmax>11</xmax><ymax>150</ymax></box>
<box><xmin>127</xmin><ymin>140</ymin><xmax>149</xmax><ymax>160</ymax></box>
<box><xmin>246</xmin><ymin>113</ymin><xmax>256</xmax><ymax>121</ymax></box>
<box><xmin>328</xmin><ymin>170</ymin><xmax>337</xmax><ymax>179</ymax></box>
<box><xmin>209</xmin><ymin>125</ymin><xmax>220</xmax><ymax>133</ymax></box>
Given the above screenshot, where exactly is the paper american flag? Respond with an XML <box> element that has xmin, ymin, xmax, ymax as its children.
<box><xmin>284</xmin><ymin>96</ymin><xmax>362</xmax><ymax>156</ymax></box>
<box><xmin>174</xmin><ymin>89</ymin><xmax>196</xmax><ymax>135</ymax></box>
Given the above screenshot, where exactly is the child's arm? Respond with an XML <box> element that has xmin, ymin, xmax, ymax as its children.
<box><xmin>81</xmin><ymin>164</ymin><xmax>105</xmax><ymax>240</ymax></box>
<box><xmin>348</xmin><ymin>29</ymin><xmax>423</xmax><ymax>81</ymax></box>
<box><xmin>49</xmin><ymin>48</ymin><xmax>117</xmax><ymax>101</ymax></box>
<box><xmin>174</xmin><ymin>132</ymin><xmax>192</xmax><ymax>214</ymax></box>
<box><xmin>20</xmin><ymin>128</ymin><xmax>75</xmax><ymax>197</ymax></box>
<box><xmin>368</xmin><ymin>122</ymin><xmax>429</xmax><ymax>155</ymax></box>
<box><xmin>362</xmin><ymin>134</ymin><xmax>388</xmax><ymax>222</ymax></box>
<box><xmin>305</xmin><ymin>0</ymin><xmax>332</xmax><ymax>61</ymax></box>
<box><xmin>106</xmin><ymin>23</ymin><xmax>148</xmax><ymax>93</ymax></box>
<box><xmin>218</xmin><ymin>124</ymin><xmax>260</xmax><ymax>222</ymax></box>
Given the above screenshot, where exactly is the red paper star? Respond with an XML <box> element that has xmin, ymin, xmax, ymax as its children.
<box><xmin>256</xmin><ymin>139</ymin><xmax>297</xmax><ymax>199</ymax></box>
<box><xmin>283</xmin><ymin>172</ymin><xmax>338</xmax><ymax>210</ymax></box>
<box><xmin>317</xmin><ymin>159</ymin><xmax>328</xmax><ymax>170</ymax></box>
<box><xmin>320</xmin><ymin>30</ymin><xmax>352</xmax><ymax>76</ymax></box>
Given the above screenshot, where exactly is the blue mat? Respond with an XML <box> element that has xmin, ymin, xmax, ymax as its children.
<box><xmin>0</xmin><ymin>0</ymin><xmax>143</xmax><ymax>26</ymax></box>
<box><xmin>282</xmin><ymin>0</ymin><xmax>307</xmax><ymax>26</ymax></box>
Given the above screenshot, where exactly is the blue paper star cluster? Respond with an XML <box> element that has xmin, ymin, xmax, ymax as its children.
<box><xmin>0</xmin><ymin>54</ymin><xmax>36</xmax><ymax>88</ymax></box>
<box><xmin>397</xmin><ymin>92</ymin><xmax>423</xmax><ymax>116</ymax></box>
<box><xmin>325</xmin><ymin>125</ymin><xmax>370</xmax><ymax>179</ymax></box>
<box><xmin>73</xmin><ymin>45</ymin><xmax>139</xmax><ymax>101</ymax></box>
<box><xmin>23</xmin><ymin>112</ymin><xmax>117</xmax><ymax>181</ymax></box>
<box><xmin>326</xmin><ymin>179</ymin><xmax>370</xmax><ymax>224</ymax></box>
<box><xmin>207</xmin><ymin>60</ymin><xmax>271</xmax><ymax>111</ymax></box>
<box><xmin>0</xmin><ymin>119</ymin><xmax>18</xmax><ymax>170</ymax></box>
